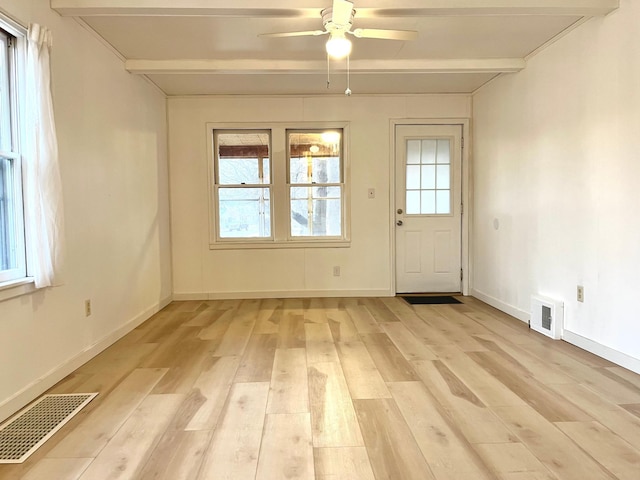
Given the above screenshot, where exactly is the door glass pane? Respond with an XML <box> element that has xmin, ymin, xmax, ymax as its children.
<box><xmin>421</xmin><ymin>190</ymin><xmax>436</xmax><ymax>214</ymax></box>
<box><xmin>406</xmin><ymin>140</ymin><xmax>421</xmax><ymax>164</ymax></box>
<box><xmin>421</xmin><ymin>139</ymin><xmax>437</xmax><ymax>164</ymax></box>
<box><xmin>406</xmin><ymin>165</ymin><xmax>420</xmax><ymax>189</ymax></box>
<box><xmin>436</xmin><ymin>165</ymin><xmax>450</xmax><ymax>189</ymax></box>
<box><xmin>218</xmin><ymin>187</ymin><xmax>271</xmax><ymax>238</ymax></box>
<box><xmin>436</xmin><ymin>190</ymin><xmax>451</xmax><ymax>214</ymax></box>
<box><xmin>421</xmin><ymin>165</ymin><xmax>436</xmax><ymax>189</ymax></box>
<box><xmin>406</xmin><ymin>191</ymin><xmax>420</xmax><ymax>214</ymax></box>
<box><xmin>436</xmin><ymin>139</ymin><xmax>450</xmax><ymax>164</ymax></box>
<box><xmin>404</xmin><ymin>136</ymin><xmax>453</xmax><ymax>215</ymax></box>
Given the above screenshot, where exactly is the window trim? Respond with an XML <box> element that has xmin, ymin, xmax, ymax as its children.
<box><xmin>0</xmin><ymin>19</ymin><xmax>27</xmax><ymax>285</ymax></box>
<box><xmin>207</xmin><ymin>122</ymin><xmax>351</xmax><ymax>250</ymax></box>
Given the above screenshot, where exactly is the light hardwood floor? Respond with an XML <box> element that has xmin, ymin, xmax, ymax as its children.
<box><xmin>2</xmin><ymin>296</ymin><xmax>640</xmax><ymax>479</ymax></box>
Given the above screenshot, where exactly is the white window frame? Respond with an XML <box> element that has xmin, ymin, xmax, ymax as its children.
<box><xmin>0</xmin><ymin>16</ymin><xmax>27</xmax><ymax>287</ymax></box>
<box><xmin>208</xmin><ymin>122</ymin><xmax>350</xmax><ymax>249</ymax></box>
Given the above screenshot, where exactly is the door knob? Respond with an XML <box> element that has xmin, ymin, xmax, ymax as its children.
<box><xmin>396</xmin><ymin>220</ymin><xmax>403</xmax><ymax>226</ymax></box>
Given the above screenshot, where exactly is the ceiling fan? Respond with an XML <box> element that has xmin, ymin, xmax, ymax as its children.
<box><xmin>259</xmin><ymin>0</ymin><xmax>418</xmax><ymax>59</ymax></box>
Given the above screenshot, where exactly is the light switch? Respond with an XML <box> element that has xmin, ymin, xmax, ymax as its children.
<box><xmin>367</xmin><ymin>188</ymin><xmax>375</xmax><ymax>199</ymax></box>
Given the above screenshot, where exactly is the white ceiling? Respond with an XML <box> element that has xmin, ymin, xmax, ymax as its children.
<box><xmin>51</xmin><ymin>0</ymin><xmax>619</xmax><ymax>96</ymax></box>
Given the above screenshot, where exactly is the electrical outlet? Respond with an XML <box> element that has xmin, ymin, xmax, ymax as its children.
<box><xmin>367</xmin><ymin>188</ymin><xmax>375</xmax><ymax>199</ymax></box>
<box><xmin>85</xmin><ymin>299</ymin><xmax>92</xmax><ymax>317</ymax></box>
<box><xmin>333</xmin><ymin>266</ymin><xmax>341</xmax><ymax>277</ymax></box>
<box><xmin>577</xmin><ymin>285</ymin><xmax>584</xmax><ymax>303</ymax></box>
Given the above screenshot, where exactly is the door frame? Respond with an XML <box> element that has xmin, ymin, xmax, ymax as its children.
<box><xmin>389</xmin><ymin>118</ymin><xmax>471</xmax><ymax>296</ymax></box>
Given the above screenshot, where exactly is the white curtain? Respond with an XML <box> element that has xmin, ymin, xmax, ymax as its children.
<box><xmin>23</xmin><ymin>24</ymin><xmax>65</xmax><ymax>288</ymax></box>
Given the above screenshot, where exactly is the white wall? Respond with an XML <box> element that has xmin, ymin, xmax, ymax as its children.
<box><xmin>169</xmin><ymin>95</ymin><xmax>470</xmax><ymax>299</ymax></box>
<box><xmin>0</xmin><ymin>0</ymin><xmax>171</xmax><ymax>420</ymax></box>
<box><xmin>472</xmin><ymin>0</ymin><xmax>640</xmax><ymax>371</ymax></box>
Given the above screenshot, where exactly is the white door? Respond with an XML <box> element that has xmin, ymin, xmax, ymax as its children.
<box><xmin>395</xmin><ymin>125</ymin><xmax>462</xmax><ymax>293</ymax></box>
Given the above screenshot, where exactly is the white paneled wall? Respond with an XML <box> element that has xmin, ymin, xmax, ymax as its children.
<box><xmin>0</xmin><ymin>0</ymin><xmax>171</xmax><ymax>420</ymax></box>
<box><xmin>168</xmin><ymin>95</ymin><xmax>471</xmax><ymax>298</ymax></box>
<box><xmin>473</xmin><ymin>0</ymin><xmax>640</xmax><ymax>371</ymax></box>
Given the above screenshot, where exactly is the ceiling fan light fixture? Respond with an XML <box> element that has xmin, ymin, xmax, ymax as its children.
<box><xmin>326</xmin><ymin>31</ymin><xmax>352</xmax><ymax>59</ymax></box>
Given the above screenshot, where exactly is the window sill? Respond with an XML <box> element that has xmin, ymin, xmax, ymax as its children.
<box><xmin>0</xmin><ymin>277</ymin><xmax>36</xmax><ymax>302</ymax></box>
<box><xmin>209</xmin><ymin>240</ymin><xmax>351</xmax><ymax>250</ymax></box>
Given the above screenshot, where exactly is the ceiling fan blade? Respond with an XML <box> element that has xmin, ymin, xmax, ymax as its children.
<box><xmin>351</xmin><ymin>28</ymin><xmax>418</xmax><ymax>41</ymax></box>
<box><xmin>332</xmin><ymin>0</ymin><xmax>354</xmax><ymax>26</ymax></box>
<box><xmin>259</xmin><ymin>30</ymin><xmax>327</xmax><ymax>38</ymax></box>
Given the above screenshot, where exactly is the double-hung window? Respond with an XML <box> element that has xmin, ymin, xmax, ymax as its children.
<box><xmin>213</xmin><ymin>130</ymin><xmax>272</xmax><ymax>240</ymax></box>
<box><xmin>0</xmin><ymin>24</ymin><xmax>26</xmax><ymax>284</ymax></box>
<box><xmin>288</xmin><ymin>130</ymin><xmax>343</xmax><ymax>238</ymax></box>
<box><xmin>210</xmin><ymin>124</ymin><xmax>349</xmax><ymax>248</ymax></box>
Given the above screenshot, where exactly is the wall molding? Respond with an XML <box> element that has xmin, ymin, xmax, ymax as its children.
<box><xmin>174</xmin><ymin>289</ymin><xmax>394</xmax><ymax>301</ymax></box>
<box><xmin>470</xmin><ymin>288</ymin><xmax>530</xmax><ymax>323</ymax></box>
<box><xmin>0</xmin><ymin>295</ymin><xmax>173</xmax><ymax>423</ymax></box>
<box><xmin>562</xmin><ymin>330</ymin><xmax>640</xmax><ymax>375</ymax></box>
<box><xmin>471</xmin><ymin>289</ymin><xmax>640</xmax><ymax>375</ymax></box>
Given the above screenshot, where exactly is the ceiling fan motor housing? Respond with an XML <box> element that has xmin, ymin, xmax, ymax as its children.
<box><xmin>321</xmin><ymin>7</ymin><xmax>355</xmax><ymax>33</ymax></box>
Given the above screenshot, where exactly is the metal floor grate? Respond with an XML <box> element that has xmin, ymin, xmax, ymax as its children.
<box><xmin>0</xmin><ymin>393</ymin><xmax>98</xmax><ymax>463</ymax></box>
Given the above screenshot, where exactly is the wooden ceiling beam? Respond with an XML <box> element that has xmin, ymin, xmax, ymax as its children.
<box><xmin>52</xmin><ymin>0</ymin><xmax>618</xmax><ymax>17</ymax></box>
<box><xmin>125</xmin><ymin>58</ymin><xmax>526</xmax><ymax>75</ymax></box>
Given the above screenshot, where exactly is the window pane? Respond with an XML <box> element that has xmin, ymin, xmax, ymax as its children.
<box><xmin>216</xmin><ymin>131</ymin><xmax>270</xmax><ymax>185</ymax></box>
<box><xmin>289</xmin><ymin>131</ymin><xmax>342</xmax><ymax>184</ymax></box>
<box><xmin>421</xmin><ymin>190</ymin><xmax>436</xmax><ymax>214</ymax></box>
<box><xmin>436</xmin><ymin>165</ymin><xmax>450</xmax><ymax>189</ymax></box>
<box><xmin>218</xmin><ymin>187</ymin><xmax>271</xmax><ymax>238</ymax></box>
<box><xmin>436</xmin><ymin>139</ymin><xmax>450</xmax><ymax>164</ymax></box>
<box><xmin>406</xmin><ymin>140</ymin><xmax>421</xmax><ymax>164</ymax></box>
<box><xmin>0</xmin><ymin>32</ymin><xmax>11</xmax><ymax>152</ymax></box>
<box><xmin>0</xmin><ymin>157</ymin><xmax>17</xmax><ymax>270</ymax></box>
<box><xmin>406</xmin><ymin>190</ymin><xmax>420</xmax><ymax>214</ymax></box>
<box><xmin>436</xmin><ymin>190</ymin><xmax>451</xmax><ymax>214</ymax></box>
<box><xmin>406</xmin><ymin>165</ymin><xmax>420</xmax><ymax>189</ymax></box>
<box><xmin>219</xmin><ymin>158</ymin><xmax>263</xmax><ymax>185</ymax></box>
<box><xmin>290</xmin><ymin>186</ymin><xmax>341</xmax><ymax>237</ymax></box>
<box><xmin>421</xmin><ymin>140</ymin><xmax>437</xmax><ymax>164</ymax></box>
<box><xmin>289</xmin><ymin>156</ymin><xmax>341</xmax><ymax>185</ymax></box>
<box><xmin>421</xmin><ymin>165</ymin><xmax>436</xmax><ymax>189</ymax></box>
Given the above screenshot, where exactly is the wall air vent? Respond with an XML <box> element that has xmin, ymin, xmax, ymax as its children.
<box><xmin>530</xmin><ymin>295</ymin><xmax>563</xmax><ymax>340</ymax></box>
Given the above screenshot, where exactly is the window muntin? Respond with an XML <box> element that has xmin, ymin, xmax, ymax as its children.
<box><xmin>288</xmin><ymin>130</ymin><xmax>343</xmax><ymax>238</ymax></box>
<box><xmin>0</xmin><ymin>25</ymin><xmax>26</xmax><ymax>284</ymax></box>
<box><xmin>213</xmin><ymin>130</ymin><xmax>272</xmax><ymax>240</ymax></box>
<box><xmin>405</xmin><ymin>138</ymin><xmax>452</xmax><ymax>215</ymax></box>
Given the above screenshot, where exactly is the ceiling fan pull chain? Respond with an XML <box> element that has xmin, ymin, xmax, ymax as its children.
<box><xmin>327</xmin><ymin>52</ymin><xmax>331</xmax><ymax>89</ymax></box>
<box><xmin>345</xmin><ymin>54</ymin><xmax>352</xmax><ymax>96</ymax></box>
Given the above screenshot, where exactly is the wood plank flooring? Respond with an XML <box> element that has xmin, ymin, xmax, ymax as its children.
<box><xmin>2</xmin><ymin>296</ymin><xmax>640</xmax><ymax>479</ymax></box>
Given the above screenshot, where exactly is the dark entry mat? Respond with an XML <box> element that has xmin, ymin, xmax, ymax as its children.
<box><xmin>401</xmin><ymin>295</ymin><xmax>462</xmax><ymax>305</ymax></box>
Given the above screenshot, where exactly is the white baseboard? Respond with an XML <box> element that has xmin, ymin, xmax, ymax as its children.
<box><xmin>173</xmin><ymin>289</ymin><xmax>394</xmax><ymax>301</ymax></box>
<box><xmin>0</xmin><ymin>294</ymin><xmax>173</xmax><ymax>423</ymax></box>
<box><xmin>470</xmin><ymin>288</ymin><xmax>529</xmax><ymax>323</ymax></box>
<box><xmin>562</xmin><ymin>330</ymin><xmax>640</xmax><ymax>375</ymax></box>
<box><xmin>470</xmin><ymin>289</ymin><xmax>640</xmax><ymax>375</ymax></box>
